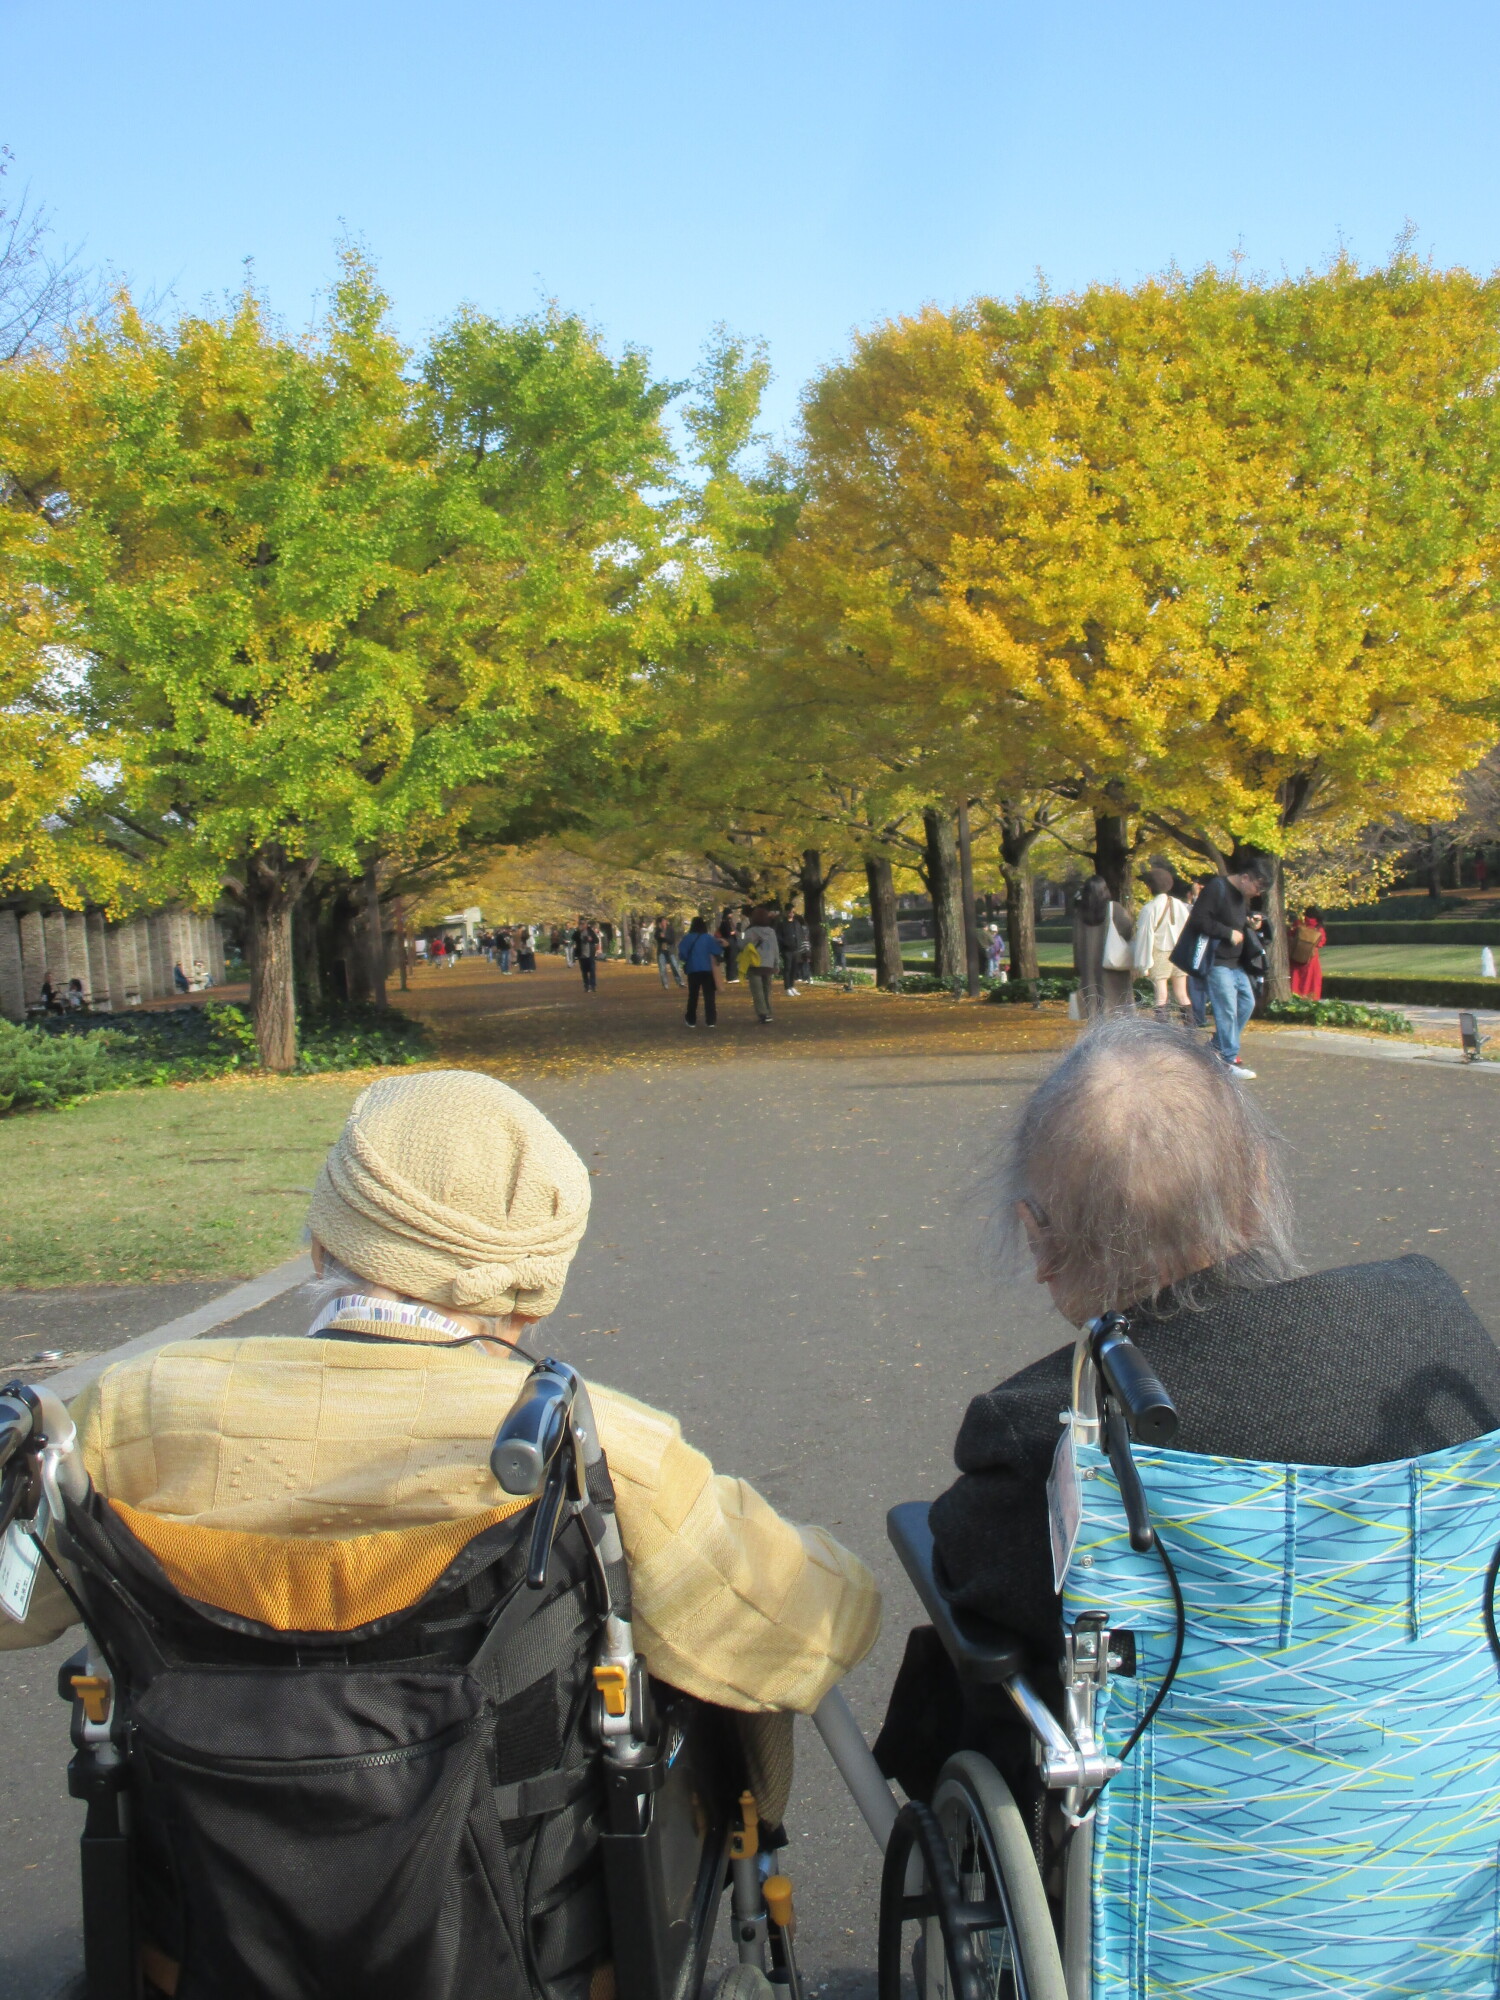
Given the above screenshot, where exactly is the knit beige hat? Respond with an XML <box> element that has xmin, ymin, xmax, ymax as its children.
<box><xmin>306</xmin><ymin>1071</ymin><xmax>591</xmax><ymax>1319</ymax></box>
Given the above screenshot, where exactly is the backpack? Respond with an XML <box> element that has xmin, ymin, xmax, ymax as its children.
<box><xmin>60</xmin><ymin>1484</ymin><xmax>614</xmax><ymax>2000</ymax></box>
<box><xmin>1289</xmin><ymin>921</ymin><xmax>1321</xmax><ymax>967</ymax></box>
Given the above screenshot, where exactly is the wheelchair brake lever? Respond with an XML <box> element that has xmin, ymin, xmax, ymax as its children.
<box><xmin>526</xmin><ymin>1447</ymin><xmax>571</xmax><ymax>1589</ymax></box>
<box><xmin>1103</xmin><ymin>1398</ymin><xmax>1156</xmax><ymax>1554</ymax></box>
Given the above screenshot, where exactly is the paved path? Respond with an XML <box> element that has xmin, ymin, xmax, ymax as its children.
<box><xmin>4</xmin><ymin>1023</ymin><xmax>1500</xmax><ymax>1995</ymax></box>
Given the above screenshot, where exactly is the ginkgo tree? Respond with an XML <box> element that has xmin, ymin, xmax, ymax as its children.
<box><xmin>2</xmin><ymin>256</ymin><xmax>680</xmax><ymax>1064</ymax></box>
<box><xmin>792</xmin><ymin>253</ymin><xmax>1500</xmax><ymax>995</ymax></box>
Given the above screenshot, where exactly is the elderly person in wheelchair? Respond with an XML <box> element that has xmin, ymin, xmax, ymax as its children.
<box><xmin>877</xmin><ymin>1015</ymin><xmax>1500</xmax><ymax>1999</ymax></box>
<box><xmin>0</xmin><ymin>1070</ymin><xmax>879</xmax><ymax>2000</ymax></box>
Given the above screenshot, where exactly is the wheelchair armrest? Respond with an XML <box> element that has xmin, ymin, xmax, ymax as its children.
<box><xmin>886</xmin><ymin>1502</ymin><xmax>1025</xmax><ymax>1688</ymax></box>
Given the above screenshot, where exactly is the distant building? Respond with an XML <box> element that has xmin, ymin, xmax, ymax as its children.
<box><xmin>0</xmin><ymin>902</ymin><xmax>228</xmax><ymax>1022</ymax></box>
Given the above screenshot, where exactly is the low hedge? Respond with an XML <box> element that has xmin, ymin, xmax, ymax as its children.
<box><xmin>1317</xmin><ymin>974</ymin><xmax>1500</xmax><ymax>1010</ymax></box>
<box><xmin>4</xmin><ymin>1001</ymin><xmax>433</xmax><ymax>1113</ymax></box>
<box><xmin>1265</xmin><ymin>996</ymin><xmax>1412</xmax><ymax>1036</ymax></box>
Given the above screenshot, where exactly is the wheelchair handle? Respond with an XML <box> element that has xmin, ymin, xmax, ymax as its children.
<box><xmin>0</xmin><ymin>1393</ymin><xmax>32</xmax><ymax>1468</ymax></box>
<box><xmin>1090</xmin><ymin>1316</ymin><xmax>1179</xmax><ymax>1447</ymax></box>
<box><xmin>490</xmin><ymin>1359</ymin><xmax>577</xmax><ymax>1496</ymax></box>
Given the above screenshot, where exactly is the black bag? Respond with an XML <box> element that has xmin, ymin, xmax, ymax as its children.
<box><xmin>63</xmin><ymin>1495</ymin><xmax>611</xmax><ymax>2000</ymax></box>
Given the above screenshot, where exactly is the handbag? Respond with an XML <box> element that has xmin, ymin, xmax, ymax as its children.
<box><xmin>711</xmin><ymin>956</ymin><xmax>726</xmax><ymax>990</ymax></box>
<box><xmin>1101</xmin><ymin>906</ymin><xmax>1135</xmax><ymax>972</ymax></box>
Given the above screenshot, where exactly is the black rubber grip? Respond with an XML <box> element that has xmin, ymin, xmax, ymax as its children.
<box><xmin>490</xmin><ymin>1361</ymin><xmax>576</xmax><ymax>1495</ymax></box>
<box><xmin>0</xmin><ymin>1395</ymin><xmax>31</xmax><ymax>1469</ymax></box>
<box><xmin>1093</xmin><ymin>1322</ymin><xmax>1180</xmax><ymax>1447</ymax></box>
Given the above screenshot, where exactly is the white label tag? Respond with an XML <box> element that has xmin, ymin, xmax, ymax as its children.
<box><xmin>1047</xmin><ymin>1424</ymin><xmax>1082</xmax><ymax>1593</ymax></box>
<box><xmin>0</xmin><ymin>1494</ymin><xmax>50</xmax><ymax>1625</ymax></box>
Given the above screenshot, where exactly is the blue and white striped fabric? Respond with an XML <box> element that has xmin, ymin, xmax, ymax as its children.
<box><xmin>1060</xmin><ymin>1427</ymin><xmax>1500</xmax><ymax>1998</ymax></box>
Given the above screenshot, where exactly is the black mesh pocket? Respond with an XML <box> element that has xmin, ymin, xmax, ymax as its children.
<box><xmin>131</xmin><ymin>1663</ymin><xmax>524</xmax><ymax>2000</ymax></box>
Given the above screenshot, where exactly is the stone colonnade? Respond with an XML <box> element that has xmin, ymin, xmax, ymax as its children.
<box><xmin>0</xmin><ymin>906</ymin><xmax>227</xmax><ymax>1022</ymax></box>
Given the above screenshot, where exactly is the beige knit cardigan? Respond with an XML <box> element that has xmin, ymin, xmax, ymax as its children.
<box><xmin>2</xmin><ymin>1338</ymin><xmax>881</xmax><ymax>1714</ymax></box>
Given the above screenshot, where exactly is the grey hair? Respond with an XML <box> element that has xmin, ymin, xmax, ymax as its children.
<box><xmin>1000</xmin><ymin>1015</ymin><xmax>1299</xmax><ymax>1317</ymax></box>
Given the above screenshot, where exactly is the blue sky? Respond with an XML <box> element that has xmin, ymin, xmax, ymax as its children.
<box><xmin>3</xmin><ymin>0</ymin><xmax>1498</xmax><ymax>439</ymax></box>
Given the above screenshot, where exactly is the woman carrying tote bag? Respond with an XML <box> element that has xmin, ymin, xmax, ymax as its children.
<box><xmin>1073</xmin><ymin>875</ymin><xmax>1136</xmax><ymax>1018</ymax></box>
<box><xmin>1133</xmin><ymin>865</ymin><xmax>1191</xmax><ymax>1024</ymax></box>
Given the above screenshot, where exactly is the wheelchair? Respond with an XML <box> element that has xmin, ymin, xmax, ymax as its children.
<box><xmin>0</xmin><ymin>1357</ymin><xmax>855</xmax><ymax>2000</ymax></box>
<box><xmin>874</xmin><ymin>1316</ymin><xmax>1500</xmax><ymax>2000</ymax></box>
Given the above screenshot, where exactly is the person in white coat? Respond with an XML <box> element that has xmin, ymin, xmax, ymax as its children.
<box><xmin>1134</xmin><ymin>865</ymin><xmax>1191</xmax><ymax>1024</ymax></box>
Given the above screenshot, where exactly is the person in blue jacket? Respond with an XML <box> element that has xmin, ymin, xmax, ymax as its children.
<box><xmin>677</xmin><ymin>915</ymin><xmax>725</xmax><ymax>1027</ymax></box>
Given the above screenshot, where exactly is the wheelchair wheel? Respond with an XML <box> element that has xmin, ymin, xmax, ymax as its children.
<box><xmin>712</xmin><ymin>1967</ymin><xmax>776</xmax><ymax>2000</ymax></box>
<box><xmin>878</xmin><ymin>1753</ymin><xmax>1066</xmax><ymax>2000</ymax></box>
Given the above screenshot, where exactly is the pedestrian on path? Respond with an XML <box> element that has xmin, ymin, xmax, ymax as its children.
<box><xmin>718</xmin><ymin>906</ymin><xmax>743</xmax><ymax>982</ymax></box>
<box><xmin>1135</xmin><ymin>866</ymin><xmax>1191</xmax><ymax>1024</ymax></box>
<box><xmin>1289</xmin><ymin>906</ymin><xmax>1327</xmax><ymax>1000</ymax></box>
<box><xmin>516</xmin><ymin>925</ymin><xmax>537</xmax><ymax>973</ymax></box>
<box><xmin>654</xmin><ymin>916</ymin><xmax>684</xmax><ymax>988</ymax></box>
<box><xmin>1170</xmin><ymin>849</ymin><xmax>1276</xmax><ymax>1078</ymax></box>
<box><xmin>776</xmin><ymin>910</ymin><xmax>806</xmax><ymax>996</ymax></box>
<box><xmin>496</xmin><ymin>925</ymin><xmax>513</xmax><ymax>973</ymax></box>
<box><xmin>678</xmin><ymin>916</ymin><xmax>724</xmax><ymax>1026</ymax></box>
<box><xmin>1072</xmin><ymin>876</ymin><xmax>1135</xmax><ymax>1018</ymax></box>
<box><xmin>742</xmin><ymin>906</ymin><xmax>780</xmax><ymax>1023</ymax></box>
<box><xmin>572</xmin><ymin>917</ymin><xmax>600</xmax><ymax>993</ymax></box>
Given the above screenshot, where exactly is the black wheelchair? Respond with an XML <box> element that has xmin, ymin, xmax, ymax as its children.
<box><xmin>0</xmin><ymin>1317</ymin><xmax>1178</xmax><ymax>2000</ymax></box>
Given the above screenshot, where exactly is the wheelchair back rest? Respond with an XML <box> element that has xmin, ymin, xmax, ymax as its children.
<box><xmin>105</xmin><ymin>1495</ymin><xmax>532</xmax><ymax>1633</ymax></box>
<box><xmin>1061</xmin><ymin>1425</ymin><xmax>1500</xmax><ymax>1668</ymax></box>
<box><xmin>1060</xmin><ymin>1427</ymin><xmax>1500</xmax><ymax>2000</ymax></box>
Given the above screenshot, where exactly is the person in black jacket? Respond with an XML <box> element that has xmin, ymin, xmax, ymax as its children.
<box><xmin>875</xmin><ymin>1014</ymin><xmax>1500</xmax><ymax>1808</ymax></box>
<box><xmin>1169</xmin><ymin>849</ymin><xmax>1274</xmax><ymax>1077</ymax></box>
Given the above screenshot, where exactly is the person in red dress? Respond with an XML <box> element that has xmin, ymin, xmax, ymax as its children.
<box><xmin>1289</xmin><ymin>904</ymin><xmax>1327</xmax><ymax>998</ymax></box>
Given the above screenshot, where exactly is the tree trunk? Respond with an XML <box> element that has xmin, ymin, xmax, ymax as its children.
<box><xmin>956</xmin><ymin>801</ymin><xmax>982</xmax><ymax>995</ymax></box>
<box><xmin>293</xmin><ymin>890</ymin><xmax>323</xmax><ymax>1013</ymax></box>
<box><xmin>1426</xmin><ymin>826</ymin><xmax>1443</xmax><ymax>900</ymax></box>
<box><xmin>865</xmin><ymin>854</ymin><xmax>903</xmax><ymax>988</ymax></box>
<box><xmin>394</xmin><ymin>898</ymin><xmax>409</xmax><ymax>991</ymax></box>
<box><xmin>323</xmin><ymin>884</ymin><xmax>364</xmax><ymax>1003</ymax></box>
<box><xmin>362</xmin><ymin>855</ymin><xmax>387</xmax><ymax>1008</ymax></box>
<box><xmin>1002</xmin><ymin>858</ymin><xmax>1038</xmax><ymax>982</ymax></box>
<box><xmin>1094</xmin><ymin>813</ymin><xmax>1131</xmax><ymax>901</ymax></box>
<box><xmin>243</xmin><ymin>843</ymin><xmax>314</xmax><ymax>1071</ymax></box>
<box><xmin>1449</xmin><ymin>844</ymin><xmax>1464</xmax><ymax>890</ymax></box>
<box><xmin>800</xmin><ymin>850</ymin><xmax>830</xmax><ymax>976</ymax></box>
<box><xmin>1265</xmin><ymin>857</ymin><xmax>1292</xmax><ymax>1005</ymax></box>
<box><xmin>923</xmin><ymin>807</ymin><xmax>965</xmax><ymax>981</ymax></box>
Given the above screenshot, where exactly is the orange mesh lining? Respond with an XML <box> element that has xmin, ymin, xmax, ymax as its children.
<box><xmin>109</xmin><ymin>1498</ymin><xmax>530</xmax><ymax>1632</ymax></box>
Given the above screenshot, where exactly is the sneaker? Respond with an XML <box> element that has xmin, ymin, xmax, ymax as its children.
<box><xmin>1228</xmin><ymin>1057</ymin><xmax>1256</xmax><ymax>1079</ymax></box>
<box><xmin>786</xmin><ymin>985</ymin><xmax>800</xmax><ymax>996</ymax></box>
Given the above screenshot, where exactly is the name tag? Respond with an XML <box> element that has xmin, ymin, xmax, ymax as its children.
<box><xmin>0</xmin><ymin>1494</ymin><xmax>51</xmax><ymax>1625</ymax></box>
<box><xmin>1047</xmin><ymin>1423</ymin><xmax>1082</xmax><ymax>1592</ymax></box>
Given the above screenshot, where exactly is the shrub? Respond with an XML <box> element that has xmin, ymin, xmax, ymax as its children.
<box><xmin>986</xmin><ymin>977</ymin><xmax>1076</xmax><ymax>1005</ymax></box>
<box><xmin>0</xmin><ymin>1019</ymin><xmax>131</xmax><ymax>1112</ymax></box>
<box><xmin>1266</xmin><ymin>996</ymin><xmax>1412</xmax><ymax>1036</ymax></box>
<box><xmin>295</xmin><ymin>1002</ymin><xmax>433</xmax><ymax>1072</ymax></box>
<box><xmin>7</xmin><ymin>999</ymin><xmax>432</xmax><ymax>1113</ymax></box>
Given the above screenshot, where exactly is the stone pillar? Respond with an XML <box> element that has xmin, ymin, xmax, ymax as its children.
<box><xmin>153</xmin><ymin>915</ymin><xmax>176</xmax><ymax>997</ymax></box>
<box><xmin>43</xmin><ymin>910</ymin><xmax>68</xmax><ymax>995</ymax></box>
<box><xmin>0</xmin><ymin>909</ymin><xmax>23</xmax><ymax>1021</ymax></box>
<box><xmin>65</xmin><ymin>910</ymin><xmax>90</xmax><ymax>999</ymax></box>
<box><xmin>120</xmin><ymin>920</ymin><xmax>145</xmax><ymax>1002</ymax></box>
<box><xmin>104</xmin><ymin>918</ymin><xmax>129</xmax><ymax>1010</ymax></box>
<box><xmin>85</xmin><ymin>911</ymin><xmax>112</xmax><ymax>1010</ymax></box>
<box><xmin>19</xmin><ymin>912</ymin><xmax>45</xmax><ymax>1007</ymax></box>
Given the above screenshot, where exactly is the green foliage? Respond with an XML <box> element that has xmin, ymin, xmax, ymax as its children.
<box><xmin>1317</xmin><ymin>974</ymin><xmax>1499</xmax><ymax>1011</ymax></box>
<box><xmin>986</xmin><ymin>977</ymin><xmax>1076</xmax><ymax>1004</ymax></box>
<box><xmin>5</xmin><ymin>1001</ymin><xmax>432</xmax><ymax>1114</ymax></box>
<box><xmin>0</xmin><ymin>1017</ymin><xmax>128</xmax><ymax>1111</ymax></box>
<box><xmin>294</xmin><ymin>1003</ymin><xmax>433</xmax><ymax>1073</ymax></box>
<box><xmin>1267</xmin><ymin>996</ymin><xmax>1413</xmax><ymax>1035</ymax></box>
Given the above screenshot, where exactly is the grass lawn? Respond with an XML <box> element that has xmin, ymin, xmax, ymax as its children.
<box><xmin>900</xmin><ymin>941</ymin><xmax>1499</xmax><ymax>979</ymax></box>
<box><xmin>3</xmin><ymin>1072</ymin><xmax>365</xmax><ymax>1288</ymax></box>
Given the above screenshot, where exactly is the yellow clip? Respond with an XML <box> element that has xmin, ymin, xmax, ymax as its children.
<box><xmin>728</xmin><ymin>1788</ymin><xmax>759</xmax><ymax>1860</ymax></box>
<box><xmin>592</xmin><ymin>1662</ymin><xmax>630</xmax><ymax>1718</ymax></box>
<box><xmin>764</xmin><ymin>1874</ymin><xmax>795</xmax><ymax>1936</ymax></box>
<box><xmin>70</xmin><ymin>1673</ymin><xmax>111</xmax><ymax>1725</ymax></box>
